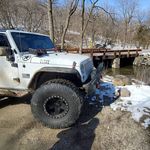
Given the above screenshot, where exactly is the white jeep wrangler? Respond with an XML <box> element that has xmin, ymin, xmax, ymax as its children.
<box><xmin>0</xmin><ymin>30</ymin><xmax>103</xmax><ymax>128</ymax></box>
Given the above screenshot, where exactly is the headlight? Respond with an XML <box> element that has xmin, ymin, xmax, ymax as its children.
<box><xmin>80</xmin><ymin>64</ymin><xmax>85</xmax><ymax>74</ymax></box>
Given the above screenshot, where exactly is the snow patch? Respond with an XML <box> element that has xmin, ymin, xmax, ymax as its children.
<box><xmin>67</xmin><ymin>30</ymin><xmax>80</xmax><ymax>35</ymax></box>
<box><xmin>92</xmin><ymin>76</ymin><xmax>150</xmax><ymax>128</ymax></box>
<box><xmin>142</xmin><ymin>118</ymin><xmax>150</xmax><ymax>128</ymax></box>
<box><xmin>140</xmin><ymin>49</ymin><xmax>150</xmax><ymax>55</ymax></box>
<box><xmin>111</xmin><ymin>45</ymin><xmax>137</xmax><ymax>50</ymax></box>
<box><xmin>110</xmin><ymin>85</ymin><xmax>150</xmax><ymax>128</ymax></box>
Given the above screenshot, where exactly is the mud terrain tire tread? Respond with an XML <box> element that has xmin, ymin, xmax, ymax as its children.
<box><xmin>31</xmin><ymin>80</ymin><xmax>82</xmax><ymax>129</ymax></box>
<box><xmin>45</xmin><ymin>79</ymin><xmax>84</xmax><ymax>104</ymax></box>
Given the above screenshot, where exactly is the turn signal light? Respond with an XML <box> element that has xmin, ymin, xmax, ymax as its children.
<box><xmin>96</xmin><ymin>82</ymin><xmax>100</xmax><ymax>89</ymax></box>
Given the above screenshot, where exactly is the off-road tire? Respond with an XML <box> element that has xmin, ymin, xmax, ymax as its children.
<box><xmin>44</xmin><ymin>79</ymin><xmax>84</xmax><ymax>105</ymax></box>
<box><xmin>31</xmin><ymin>81</ymin><xmax>82</xmax><ymax>128</ymax></box>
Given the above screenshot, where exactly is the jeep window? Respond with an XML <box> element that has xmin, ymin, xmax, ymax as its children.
<box><xmin>0</xmin><ymin>34</ymin><xmax>10</xmax><ymax>47</ymax></box>
<box><xmin>11</xmin><ymin>32</ymin><xmax>55</xmax><ymax>52</ymax></box>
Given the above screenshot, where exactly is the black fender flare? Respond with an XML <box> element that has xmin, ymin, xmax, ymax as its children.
<box><xmin>28</xmin><ymin>67</ymin><xmax>82</xmax><ymax>89</ymax></box>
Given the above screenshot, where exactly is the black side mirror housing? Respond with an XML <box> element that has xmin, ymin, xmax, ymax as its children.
<box><xmin>6</xmin><ymin>48</ymin><xmax>15</xmax><ymax>62</ymax></box>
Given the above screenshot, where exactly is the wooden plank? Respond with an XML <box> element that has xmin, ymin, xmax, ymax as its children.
<box><xmin>64</xmin><ymin>47</ymin><xmax>142</xmax><ymax>59</ymax></box>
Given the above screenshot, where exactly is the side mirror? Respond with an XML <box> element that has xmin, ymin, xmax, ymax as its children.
<box><xmin>0</xmin><ymin>47</ymin><xmax>15</xmax><ymax>62</ymax></box>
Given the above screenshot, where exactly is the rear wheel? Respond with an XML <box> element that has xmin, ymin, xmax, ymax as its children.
<box><xmin>31</xmin><ymin>82</ymin><xmax>82</xmax><ymax>128</ymax></box>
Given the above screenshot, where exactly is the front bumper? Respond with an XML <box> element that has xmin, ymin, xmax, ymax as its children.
<box><xmin>83</xmin><ymin>62</ymin><xmax>104</xmax><ymax>96</ymax></box>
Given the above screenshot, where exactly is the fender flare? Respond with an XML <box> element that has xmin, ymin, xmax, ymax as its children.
<box><xmin>40</xmin><ymin>67</ymin><xmax>80</xmax><ymax>75</ymax></box>
<box><xmin>28</xmin><ymin>67</ymin><xmax>82</xmax><ymax>89</ymax></box>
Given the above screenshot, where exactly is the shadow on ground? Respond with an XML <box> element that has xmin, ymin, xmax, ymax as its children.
<box><xmin>49</xmin><ymin>82</ymin><xmax>117</xmax><ymax>150</ymax></box>
<box><xmin>0</xmin><ymin>82</ymin><xmax>119</xmax><ymax>150</ymax></box>
<box><xmin>78</xmin><ymin>82</ymin><xmax>118</xmax><ymax>123</ymax></box>
<box><xmin>50</xmin><ymin>118</ymin><xmax>99</xmax><ymax>150</ymax></box>
<box><xmin>0</xmin><ymin>94</ymin><xmax>31</xmax><ymax>109</ymax></box>
<box><xmin>0</xmin><ymin>81</ymin><xmax>150</xmax><ymax>150</ymax></box>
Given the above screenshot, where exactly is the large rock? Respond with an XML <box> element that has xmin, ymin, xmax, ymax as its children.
<box><xmin>133</xmin><ymin>55</ymin><xmax>150</xmax><ymax>66</ymax></box>
<box><xmin>120</xmin><ymin>88</ymin><xmax>131</xmax><ymax>97</ymax></box>
<box><xmin>133</xmin><ymin>56</ymin><xmax>144</xmax><ymax>66</ymax></box>
<box><xmin>112</xmin><ymin>75</ymin><xmax>130</xmax><ymax>86</ymax></box>
<box><xmin>112</xmin><ymin>58</ymin><xmax>120</xmax><ymax>69</ymax></box>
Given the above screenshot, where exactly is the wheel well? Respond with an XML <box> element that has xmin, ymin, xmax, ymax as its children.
<box><xmin>28</xmin><ymin>72</ymin><xmax>82</xmax><ymax>89</ymax></box>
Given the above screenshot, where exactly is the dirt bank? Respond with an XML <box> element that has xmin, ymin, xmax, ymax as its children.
<box><xmin>0</xmin><ymin>97</ymin><xmax>150</xmax><ymax>150</ymax></box>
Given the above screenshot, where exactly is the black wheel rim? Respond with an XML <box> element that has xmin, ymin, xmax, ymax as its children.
<box><xmin>43</xmin><ymin>96</ymin><xmax>69</xmax><ymax>119</ymax></box>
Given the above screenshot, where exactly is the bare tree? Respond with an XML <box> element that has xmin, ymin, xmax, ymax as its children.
<box><xmin>0</xmin><ymin>0</ymin><xmax>146</xmax><ymax>49</ymax></box>
<box><xmin>47</xmin><ymin>0</ymin><xmax>54</xmax><ymax>42</ymax></box>
<box><xmin>95</xmin><ymin>6</ymin><xmax>117</xmax><ymax>42</ymax></box>
<box><xmin>79</xmin><ymin>0</ymin><xmax>116</xmax><ymax>52</ymax></box>
<box><xmin>61</xmin><ymin>0</ymin><xmax>79</xmax><ymax>49</ymax></box>
<box><xmin>0</xmin><ymin>0</ymin><xmax>16</xmax><ymax>29</ymax></box>
<box><xmin>118</xmin><ymin>0</ymin><xmax>138</xmax><ymax>45</ymax></box>
<box><xmin>80</xmin><ymin>0</ymin><xmax>85</xmax><ymax>53</ymax></box>
<box><xmin>136</xmin><ymin>10</ymin><xmax>146</xmax><ymax>25</ymax></box>
<box><xmin>19</xmin><ymin>0</ymin><xmax>46</xmax><ymax>32</ymax></box>
<box><xmin>0</xmin><ymin>0</ymin><xmax>47</xmax><ymax>32</ymax></box>
<box><xmin>79</xmin><ymin>0</ymin><xmax>99</xmax><ymax>53</ymax></box>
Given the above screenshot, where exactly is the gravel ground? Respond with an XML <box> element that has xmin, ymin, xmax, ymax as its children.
<box><xmin>0</xmin><ymin>97</ymin><xmax>150</xmax><ymax>150</ymax></box>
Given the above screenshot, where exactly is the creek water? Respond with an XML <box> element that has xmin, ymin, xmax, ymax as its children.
<box><xmin>105</xmin><ymin>65</ymin><xmax>150</xmax><ymax>85</ymax></box>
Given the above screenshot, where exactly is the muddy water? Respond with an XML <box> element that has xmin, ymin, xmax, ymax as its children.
<box><xmin>105</xmin><ymin>66</ymin><xmax>150</xmax><ymax>84</ymax></box>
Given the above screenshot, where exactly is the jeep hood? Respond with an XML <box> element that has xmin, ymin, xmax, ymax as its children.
<box><xmin>21</xmin><ymin>52</ymin><xmax>91</xmax><ymax>67</ymax></box>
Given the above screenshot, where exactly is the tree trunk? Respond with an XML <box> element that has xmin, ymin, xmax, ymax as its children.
<box><xmin>48</xmin><ymin>0</ymin><xmax>54</xmax><ymax>43</ymax></box>
<box><xmin>124</xmin><ymin>21</ymin><xmax>128</xmax><ymax>46</ymax></box>
<box><xmin>79</xmin><ymin>0</ymin><xmax>85</xmax><ymax>54</ymax></box>
<box><xmin>61</xmin><ymin>14</ymin><xmax>71</xmax><ymax>50</ymax></box>
<box><xmin>60</xmin><ymin>0</ymin><xmax>79</xmax><ymax>50</ymax></box>
<box><xmin>79</xmin><ymin>0</ymin><xmax>98</xmax><ymax>53</ymax></box>
<box><xmin>91</xmin><ymin>17</ymin><xmax>96</xmax><ymax>48</ymax></box>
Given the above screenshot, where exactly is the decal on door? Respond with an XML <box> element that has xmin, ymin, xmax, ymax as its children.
<box><xmin>22</xmin><ymin>55</ymin><xmax>31</xmax><ymax>61</ymax></box>
<box><xmin>40</xmin><ymin>59</ymin><xmax>50</xmax><ymax>64</ymax></box>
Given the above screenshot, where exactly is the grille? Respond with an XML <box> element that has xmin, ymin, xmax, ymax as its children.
<box><xmin>84</xmin><ymin>59</ymin><xmax>93</xmax><ymax>74</ymax></box>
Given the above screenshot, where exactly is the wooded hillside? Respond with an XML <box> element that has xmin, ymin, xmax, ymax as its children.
<box><xmin>0</xmin><ymin>0</ymin><xmax>150</xmax><ymax>49</ymax></box>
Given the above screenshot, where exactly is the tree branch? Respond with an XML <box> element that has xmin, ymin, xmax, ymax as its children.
<box><xmin>96</xmin><ymin>6</ymin><xmax>116</xmax><ymax>25</ymax></box>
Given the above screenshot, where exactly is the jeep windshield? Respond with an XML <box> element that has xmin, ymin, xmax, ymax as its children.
<box><xmin>11</xmin><ymin>32</ymin><xmax>55</xmax><ymax>52</ymax></box>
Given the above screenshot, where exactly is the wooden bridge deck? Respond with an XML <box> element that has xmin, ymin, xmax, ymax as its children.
<box><xmin>65</xmin><ymin>48</ymin><xmax>142</xmax><ymax>59</ymax></box>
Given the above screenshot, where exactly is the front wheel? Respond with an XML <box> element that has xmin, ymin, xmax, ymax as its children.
<box><xmin>31</xmin><ymin>83</ymin><xmax>81</xmax><ymax>128</ymax></box>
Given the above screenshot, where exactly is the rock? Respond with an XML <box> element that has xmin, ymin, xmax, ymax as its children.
<box><xmin>147</xmin><ymin>59</ymin><xmax>150</xmax><ymax>65</ymax></box>
<box><xmin>133</xmin><ymin>55</ymin><xmax>150</xmax><ymax>66</ymax></box>
<box><xmin>133</xmin><ymin>56</ymin><xmax>144</xmax><ymax>66</ymax></box>
<box><xmin>112</xmin><ymin>58</ymin><xmax>120</xmax><ymax>69</ymax></box>
<box><xmin>120</xmin><ymin>88</ymin><xmax>131</xmax><ymax>97</ymax></box>
<box><xmin>115</xmin><ymin>89</ymin><xmax>120</xmax><ymax>97</ymax></box>
<box><xmin>112</xmin><ymin>75</ymin><xmax>130</xmax><ymax>86</ymax></box>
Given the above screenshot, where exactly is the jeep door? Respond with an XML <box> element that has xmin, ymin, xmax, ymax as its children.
<box><xmin>0</xmin><ymin>33</ymin><xmax>19</xmax><ymax>89</ymax></box>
